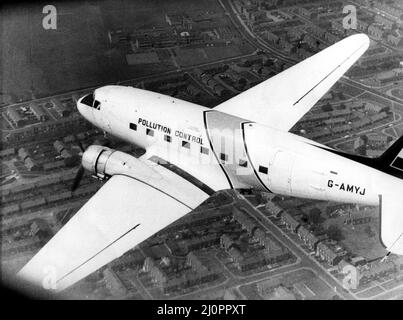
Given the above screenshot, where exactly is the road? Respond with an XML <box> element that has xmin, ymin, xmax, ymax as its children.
<box><xmin>175</xmin><ymin>189</ymin><xmax>357</xmax><ymax>300</ymax></box>
<box><xmin>1</xmin><ymin>51</ymin><xmax>258</xmax><ymax>113</ymax></box>
<box><xmin>236</xmin><ymin>195</ymin><xmax>357</xmax><ymax>300</ymax></box>
<box><xmin>218</xmin><ymin>0</ymin><xmax>296</xmax><ymax>64</ymax></box>
<box><xmin>219</xmin><ymin>0</ymin><xmax>403</xmax><ymax>108</ymax></box>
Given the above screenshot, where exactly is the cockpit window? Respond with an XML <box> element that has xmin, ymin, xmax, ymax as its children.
<box><xmin>93</xmin><ymin>100</ymin><xmax>101</xmax><ymax>110</ymax></box>
<box><xmin>81</xmin><ymin>93</ymin><xmax>94</xmax><ymax>107</ymax></box>
<box><xmin>80</xmin><ymin>93</ymin><xmax>101</xmax><ymax>110</ymax></box>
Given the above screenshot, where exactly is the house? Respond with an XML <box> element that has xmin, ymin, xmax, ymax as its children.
<box><xmin>297</xmin><ymin>226</ymin><xmax>320</xmax><ymax>250</ymax></box>
<box><xmin>367</xmin><ymin>24</ymin><xmax>384</xmax><ymax>39</ymax></box>
<box><xmin>186</xmin><ymin>252</ymin><xmax>208</xmax><ymax>273</ymax></box>
<box><xmin>233</xmin><ymin>207</ymin><xmax>258</xmax><ymax>235</ymax></box>
<box><xmin>25</xmin><ymin>157</ymin><xmax>41</xmax><ymax>171</ymax></box>
<box><xmin>228</xmin><ymin>247</ymin><xmax>244</xmax><ymax>265</ymax></box>
<box><xmin>220</xmin><ymin>234</ymin><xmax>236</xmax><ymax>251</ymax></box>
<box><xmin>281</xmin><ymin>212</ymin><xmax>300</xmax><ymax>232</ymax></box>
<box><xmin>357</xmin><ymin>19</ymin><xmax>369</xmax><ymax>32</ymax></box>
<box><xmin>374</xmin><ymin>14</ymin><xmax>394</xmax><ymax>29</ymax></box>
<box><xmin>265</xmin><ymin>31</ymin><xmax>279</xmax><ymax>43</ymax></box>
<box><xmin>387</xmin><ymin>33</ymin><xmax>403</xmax><ymax>47</ymax></box>
<box><xmin>0</xmin><ymin>147</ymin><xmax>15</xmax><ymax>158</ymax></box>
<box><xmin>265</xmin><ymin>201</ymin><xmax>283</xmax><ymax>217</ymax></box>
<box><xmin>18</xmin><ymin>147</ymin><xmax>30</xmax><ymax>161</ymax></box>
<box><xmin>316</xmin><ymin>242</ymin><xmax>343</xmax><ymax>266</ymax></box>
<box><xmin>51</xmin><ymin>98</ymin><xmax>71</xmax><ymax>117</ymax></box>
<box><xmin>257</xmin><ymin>277</ymin><xmax>282</xmax><ymax>297</ymax></box>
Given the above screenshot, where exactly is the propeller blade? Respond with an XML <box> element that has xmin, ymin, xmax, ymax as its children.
<box><xmin>71</xmin><ymin>165</ymin><xmax>85</xmax><ymax>192</ymax></box>
<box><xmin>76</xmin><ymin>140</ymin><xmax>85</xmax><ymax>153</ymax></box>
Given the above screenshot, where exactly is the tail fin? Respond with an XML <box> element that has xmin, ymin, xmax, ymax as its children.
<box><xmin>376</xmin><ymin>136</ymin><xmax>403</xmax><ymax>179</ymax></box>
<box><xmin>380</xmin><ymin>192</ymin><xmax>403</xmax><ymax>256</ymax></box>
<box><xmin>378</xmin><ymin>136</ymin><xmax>403</xmax><ymax>256</ymax></box>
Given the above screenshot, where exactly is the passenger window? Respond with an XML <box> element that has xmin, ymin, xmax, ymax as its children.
<box><xmin>259</xmin><ymin>166</ymin><xmax>268</xmax><ymax>174</ymax></box>
<box><xmin>129</xmin><ymin>123</ymin><xmax>137</xmax><ymax>131</ymax></box>
<box><xmin>200</xmin><ymin>146</ymin><xmax>209</xmax><ymax>155</ymax></box>
<box><xmin>220</xmin><ymin>153</ymin><xmax>228</xmax><ymax>162</ymax></box>
<box><xmin>182</xmin><ymin>141</ymin><xmax>190</xmax><ymax>149</ymax></box>
<box><xmin>164</xmin><ymin>135</ymin><xmax>171</xmax><ymax>143</ymax></box>
<box><xmin>146</xmin><ymin>129</ymin><xmax>154</xmax><ymax>136</ymax></box>
<box><xmin>239</xmin><ymin>159</ymin><xmax>248</xmax><ymax>167</ymax></box>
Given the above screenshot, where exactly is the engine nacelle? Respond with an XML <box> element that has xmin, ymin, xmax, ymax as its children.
<box><xmin>82</xmin><ymin>145</ymin><xmax>113</xmax><ymax>179</ymax></box>
<box><xmin>81</xmin><ymin>145</ymin><xmax>161</xmax><ymax>181</ymax></box>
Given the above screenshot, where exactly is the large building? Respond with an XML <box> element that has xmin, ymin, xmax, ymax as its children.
<box><xmin>51</xmin><ymin>98</ymin><xmax>71</xmax><ymax>117</ymax></box>
<box><xmin>7</xmin><ymin>108</ymin><xmax>25</xmax><ymax>127</ymax></box>
<box><xmin>29</xmin><ymin>103</ymin><xmax>48</xmax><ymax>122</ymax></box>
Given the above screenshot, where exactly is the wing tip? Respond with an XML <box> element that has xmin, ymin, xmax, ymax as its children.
<box><xmin>345</xmin><ymin>33</ymin><xmax>370</xmax><ymax>51</ymax></box>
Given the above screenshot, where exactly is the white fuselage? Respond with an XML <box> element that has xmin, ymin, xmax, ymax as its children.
<box><xmin>78</xmin><ymin>86</ymin><xmax>402</xmax><ymax>207</ymax></box>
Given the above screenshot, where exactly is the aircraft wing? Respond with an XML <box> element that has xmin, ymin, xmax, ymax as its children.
<box><xmin>214</xmin><ymin>34</ymin><xmax>370</xmax><ymax>131</ymax></box>
<box><xmin>17</xmin><ymin>156</ymin><xmax>215</xmax><ymax>292</ymax></box>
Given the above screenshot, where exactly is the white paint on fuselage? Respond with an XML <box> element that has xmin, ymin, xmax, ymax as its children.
<box><xmin>243</xmin><ymin>123</ymin><xmax>401</xmax><ymax>206</ymax></box>
<box><xmin>83</xmin><ymin>86</ymin><xmax>231</xmax><ymax>191</ymax></box>
<box><xmin>78</xmin><ymin>85</ymin><xmax>402</xmax><ymax>206</ymax></box>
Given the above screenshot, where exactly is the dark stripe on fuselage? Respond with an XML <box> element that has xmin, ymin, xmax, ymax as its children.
<box><xmin>149</xmin><ymin>155</ymin><xmax>215</xmax><ymax>196</ymax></box>
<box><xmin>203</xmin><ymin>110</ymin><xmax>234</xmax><ymax>189</ymax></box>
<box><xmin>241</xmin><ymin>122</ymin><xmax>273</xmax><ymax>193</ymax></box>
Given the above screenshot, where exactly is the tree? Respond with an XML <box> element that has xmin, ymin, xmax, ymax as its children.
<box><xmin>321</xmin><ymin>103</ymin><xmax>333</xmax><ymax>112</ymax></box>
<box><xmin>308</xmin><ymin>208</ymin><xmax>321</xmax><ymax>224</ymax></box>
<box><xmin>364</xmin><ymin>225</ymin><xmax>375</xmax><ymax>238</ymax></box>
<box><xmin>254</xmin><ymin>192</ymin><xmax>264</xmax><ymax>204</ymax></box>
<box><xmin>338</xmin><ymin>91</ymin><xmax>346</xmax><ymax>100</ymax></box>
<box><xmin>327</xmin><ymin>225</ymin><xmax>344</xmax><ymax>241</ymax></box>
<box><xmin>238</xmin><ymin>78</ymin><xmax>247</xmax><ymax>88</ymax></box>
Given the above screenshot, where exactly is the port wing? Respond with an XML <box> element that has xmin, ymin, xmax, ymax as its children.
<box><xmin>17</xmin><ymin>157</ymin><xmax>216</xmax><ymax>292</ymax></box>
<box><xmin>214</xmin><ymin>34</ymin><xmax>370</xmax><ymax>131</ymax></box>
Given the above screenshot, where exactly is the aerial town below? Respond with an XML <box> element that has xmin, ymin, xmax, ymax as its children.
<box><xmin>1</xmin><ymin>0</ymin><xmax>403</xmax><ymax>299</ymax></box>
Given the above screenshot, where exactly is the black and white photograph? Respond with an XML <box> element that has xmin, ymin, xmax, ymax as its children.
<box><xmin>1</xmin><ymin>0</ymin><xmax>403</xmax><ymax>303</ymax></box>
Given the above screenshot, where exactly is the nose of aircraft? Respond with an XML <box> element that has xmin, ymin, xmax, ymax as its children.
<box><xmin>77</xmin><ymin>94</ymin><xmax>94</xmax><ymax>123</ymax></box>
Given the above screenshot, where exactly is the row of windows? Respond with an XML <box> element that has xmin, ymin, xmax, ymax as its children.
<box><xmin>129</xmin><ymin>122</ymin><xmax>269</xmax><ymax>175</ymax></box>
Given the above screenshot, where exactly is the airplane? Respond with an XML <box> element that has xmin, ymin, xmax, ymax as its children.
<box><xmin>17</xmin><ymin>33</ymin><xmax>403</xmax><ymax>292</ymax></box>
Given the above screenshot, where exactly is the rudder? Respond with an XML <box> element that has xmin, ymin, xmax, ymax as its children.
<box><xmin>377</xmin><ymin>135</ymin><xmax>403</xmax><ymax>179</ymax></box>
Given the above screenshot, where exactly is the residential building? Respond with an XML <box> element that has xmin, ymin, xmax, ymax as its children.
<box><xmin>281</xmin><ymin>212</ymin><xmax>300</xmax><ymax>232</ymax></box>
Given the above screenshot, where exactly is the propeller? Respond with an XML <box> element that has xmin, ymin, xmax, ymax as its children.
<box><xmin>71</xmin><ymin>136</ymin><xmax>86</xmax><ymax>192</ymax></box>
<box><xmin>70</xmin><ymin>135</ymin><xmax>111</xmax><ymax>192</ymax></box>
<box><xmin>71</xmin><ymin>165</ymin><xmax>85</xmax><ymax>192</ymax></box>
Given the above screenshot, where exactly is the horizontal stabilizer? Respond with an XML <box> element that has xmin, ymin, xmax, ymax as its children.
<box><xmin>377</xmin><ymin>135</ymin><xmax>403</xmax><ymax>179</ymax></box>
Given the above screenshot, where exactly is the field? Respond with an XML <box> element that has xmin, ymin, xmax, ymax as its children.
<box><xmin>0</xmin><ymin>0</ymin><xmax>230</xmax><ymax>101</ymax></box>
<box><xmin>322</xmin><ymin>208</ymin><xmax>387</xmax><ymax>260</ymax></box>
<box><xmin>390</xmin><ymin>88</ymin><xmax>403</xmax><ymax>100</ymax></box>
<box><xmin>239</xmin><ymin>268</ymin><xmax>334</xmax><ymax>300</ymax></box>
<box><xmin>174</xmin><ymin>45</ymin><xmax>244</xmax><ymax>66</ymax></box>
